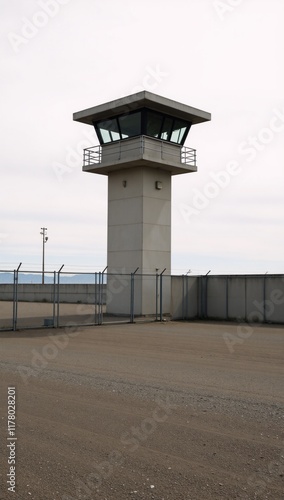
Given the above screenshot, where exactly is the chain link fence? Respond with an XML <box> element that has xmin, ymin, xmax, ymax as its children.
<box><xmin>0</xmin><ymin>269</ymin><xmax>169</xmax><ymax>331</ymax></box>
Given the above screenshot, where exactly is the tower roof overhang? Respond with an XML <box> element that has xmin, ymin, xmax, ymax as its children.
<box><xmin>73</xmin><ymin>91</ymin><xmax>211</xmax><ymax>125</ymax></box>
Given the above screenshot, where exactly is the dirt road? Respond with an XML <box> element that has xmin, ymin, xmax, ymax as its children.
<box><xmin>0</xmin><ymin>321</ymin><xmax>283</xmax><ymax>499</ymax></box>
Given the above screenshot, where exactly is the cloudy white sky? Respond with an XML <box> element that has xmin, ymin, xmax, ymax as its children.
<box><xmin>1</xmin><ymin>0</ymin><xmax>283</xmax><ymax>275</ymax></box>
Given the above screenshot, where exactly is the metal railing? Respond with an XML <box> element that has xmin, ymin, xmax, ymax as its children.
<box><xmin>83</xmin><ymin>137</ymin><xmax>197</xmax><ymax>168</ymax></box>
<box><xmin>83</xmin><ymin>146</ymin><xmax>102</xmax><ymax>165</ymax></box>
<box><xmin>181</xmin><ymin>146</ymin><xmax>196</xmax><ymax>165</ymax></box>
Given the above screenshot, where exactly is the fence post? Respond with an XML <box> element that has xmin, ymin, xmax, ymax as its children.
<box><xmin>12</xmin><ymin>270</ymin><xmax>16</xmax><ymax>331</ymax></box>
<box><xmin>12</xmin><ymin>262</ymin><xmax>21</xmax><ymax>331</ymax></box>
<box><xmin>130</xmin><ymin>268</ymin><xmax>139</xmax><ymax>323</ymax></box>
<box><xmin>56</xmin><ymin>265</ymin><xmax>64</xmax><ymax>328</ymax></box>
<box><xmin>160</xmin><ymin>269</ymin><xmax>166</xmax><ymax>322</ymax></box>
<box><xmin>95</xmin><ymin>272</ymin><xmax>98</xmax><ymax>325</ymax></box>
<box><xmin>155</xmin><ymin>273</ymin><xmax>159</xmax><ymax>321</ymax></box>
<box><xmin>98</xmin><ymin>272</ymin><xmax>102</xmax><ymax>325</ymax></box>
<box><xmin>99</xmin><ymin>267</ymin><xmax>108</xmax><ymax>325</ymax></box>
<box><xmin>102</xmin><ymin>267</ymin><xmax>108</xmax><ymax>319</ymax></box>
<box><xmin>53</xmin><ymin>271</ymin><xmax>56</xmax><ymax>327</ymax></box>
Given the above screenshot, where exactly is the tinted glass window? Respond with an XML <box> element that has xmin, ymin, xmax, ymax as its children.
<box><xmin>146</xmin><ymin>111</ymin><xmax>163</xmax><ymax>138</ymax></box>
<box><xmin>170</xmin><ymin>119</ymin><xmax>188</xmax><ymax>144</ymax></box>
<box><xmin>95</xmin><ymin>110</ymin><xmax>190</xmax><ymax>145</ymax></box>
<box><xmin>160</xmin><ymin>117</ymin><xmax>173</xmax><ymax>140</ymax></box>
<box><xmin>97</xmin><ymin>119</ymin><xmax>120</xmax><ymax>143</ymax></box>
<box><xmin>119</xmin><ymin>112</ymin><xmax>141</xmax><ymax>138</ymax></box>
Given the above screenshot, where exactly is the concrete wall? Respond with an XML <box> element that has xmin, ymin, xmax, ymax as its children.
<box><xmin>101</xmin><ymin>136</ymin><xmax>181</xmax><ymax>168</ymax></box>
<box><xmin>207</xmin><ymin>277</ymin><xmax>227</xmax><ymax>319</ymax></box>
<box><xmin>1</xmin><ymin>275</ymin><xmax>283</xmax><ymax>324</ymax></box>
<box><xmin>171</xmin><ymin>275</ymin><xmax>284</xmax><ymax>324</ymax></box>
<box><xmin>171</xmin><ymin>276</ymin><xmax>199</xmax><ymax>319</ymax></box>
<box><xmin>107</xmin><ymin>166</ymin><xmax>171</xmax><ymax>315</ymax></box>
<box><xmin>0</xmin><ymin>284</ymin><xmax>106</xmax><ymax>304</ymax></box>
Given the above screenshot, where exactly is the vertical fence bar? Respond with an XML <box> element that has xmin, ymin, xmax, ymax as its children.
<box><xmin>160</xmin><ymin>269</ymin><xmax>166</xmax><ymax>322</ymax></box>
<box><xmin>15</xmin><ymin>264</ymin><xmax>22</xmax><ymax>329</ymax></box>
<box><xmin>99</xmin><ymin>267</ymin><xmax>108</xmax><ymax>325</ymax></box>
<box><xmin>56</xmin><ymin>272</ymin><xmax>60</xmax><ymax>328</ymax></box>
<box><xmin>130</xmin><ymin>268</ymin><xmax>139</xmax><ymax>323</ymax></box>
<box><xmin>130</xmin><ymin>273</ymin><xmax>134</xmax><ymax>323</ymax></box>
<box><xmin>98</xmin><ymin>272</ymin><xmax>102</xmax><ymax>325</ymax></box>
<box><xmin>56</xmin><ymin>265</ymin><xmax>64</xmax><ymax>328</ymax></box>
<box><xmin>160</xmin><ymin>273</ymin><xmax>163</xmax><ymax>322</ymax></box>
<box><xmin>94</xmin><ymin>272</ymin><xmax>97</xmax><ymax>325</ymax></box>
<box><xmin>12</xmin><ymin>270</ymin><xmax>16</xmax><ymax>331</ymax></box>
<box><xmin>13</xmin><ymin>263</ymin><xmax>21</xmax><ymax>331</ymax></box>
<box><xmin>205</xmin><ymin>276</ymin><xmax>207</xmax><ymax>319</ymax></box>
<box><xmin>53</xmin><ymin>271</ymin><xmax>56</xmax><ymax>327</ymax></box>
<box><xmin>155</xmin><ymin>273</ymin><xmax>159</xmax><ymax>321</ymax></box>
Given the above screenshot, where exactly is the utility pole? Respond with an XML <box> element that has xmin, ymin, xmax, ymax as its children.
<box><xmin>40</xmin><ymin>227</ymin><xmax>48</xmax><ymax>284</ymax></box>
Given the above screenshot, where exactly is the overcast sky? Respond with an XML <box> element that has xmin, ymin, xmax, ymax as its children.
<box><xmin>1</xmin><ymin>0</ymin><xmax>283</xmax><ymax>275</ymax></box>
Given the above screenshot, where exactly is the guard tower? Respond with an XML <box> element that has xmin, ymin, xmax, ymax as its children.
<box><xmin>73</xmin><ymin>91</ymin><xmax>210</xmax><ymax>315</ymax></box>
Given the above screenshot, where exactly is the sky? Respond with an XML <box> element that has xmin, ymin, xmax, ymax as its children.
<box><xmin>0</xmin><ymin>0</ymin><xmax>283</xmax><ymax>275</ymax></box>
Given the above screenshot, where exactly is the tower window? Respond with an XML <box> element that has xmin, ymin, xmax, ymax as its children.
<box><xmin>94</xmin><ymin>109</ymin><xmax>191</xmax><ymax>145</ymax></box>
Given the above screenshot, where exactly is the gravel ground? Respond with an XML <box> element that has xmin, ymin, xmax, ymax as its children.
<box><xmin>0</xmin><ymin>320</ymin><xmax>283</xmax><ymax>500</ymax></box>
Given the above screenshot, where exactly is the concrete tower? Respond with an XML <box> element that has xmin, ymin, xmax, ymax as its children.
<box><xmin>73</xmin><ymin>92</ymin><xmax>210</xmax><ymax>315</ymax></box>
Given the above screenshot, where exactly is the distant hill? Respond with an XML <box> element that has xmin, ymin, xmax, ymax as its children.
<box><xmin>0</xmin><ymin>273</ymin><xmax>98</xmax><ymax>284</ymax></box>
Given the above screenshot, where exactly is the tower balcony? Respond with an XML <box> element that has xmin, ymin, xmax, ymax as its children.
<box><xmin>82</xmin><ymin>135</ymin><xmax>197</xmax><ymax>176</ymax></box>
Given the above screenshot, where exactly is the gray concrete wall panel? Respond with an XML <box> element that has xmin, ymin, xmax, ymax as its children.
<box><xmin>228</xmin><ymin>277</ymin><xmax>246</xmax><ymax>321</ymax></box>
<box><xmin>207</xmin><ymin>277</ymin><xmax>227</xmax><ymax>319</ymax></box>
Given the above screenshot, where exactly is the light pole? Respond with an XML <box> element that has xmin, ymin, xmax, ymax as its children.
<box><xmin>40</xmin><ymin>227</ymin><xmax>48</xmax><ymax>284</ymax></box>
